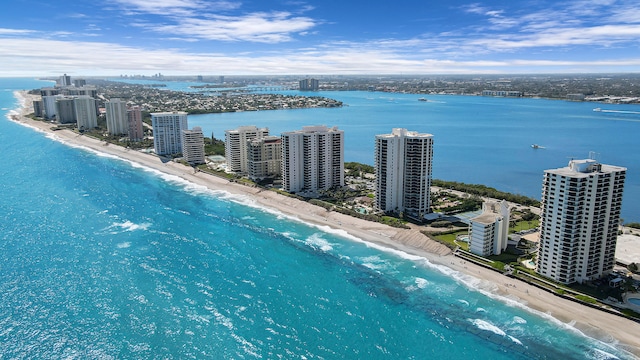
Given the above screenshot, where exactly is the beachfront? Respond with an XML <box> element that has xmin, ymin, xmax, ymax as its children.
<box><xmin>10</xmin><ymin>90</ymin><xmax>640</xmax><ymax>357</ymax></box>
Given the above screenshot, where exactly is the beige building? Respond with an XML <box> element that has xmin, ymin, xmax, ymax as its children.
<box><xmin>225</xmin><ymin>126</ymin><xmax>269</xmax><ymax>174</ymax></box>
<box><xmin>469</xmin><ymin>200</ymin><xmax>510</xmax><ymax>256</ymax></box>
<box><xmin>248</xmin><ymin>136</ymin><xmax>282</xmax><ymax>181</ymax></box>
<box><xmin>182</xmin><ymin>127</ymin><xmax>205</xmax><ymax>165</ymax></box>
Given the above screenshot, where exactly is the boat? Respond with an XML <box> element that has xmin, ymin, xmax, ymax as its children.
<box><xmin>531</xmin><ymin>144</ymin><xmax>544</xmax><ymax>149</ymax></box>
<box><xmin>593</xmin><ymin>108</ymin><xmax>602</xmax><ymax>112</ymax></box>
<box><xmin>418</xmin><ymin>98</ymin><xmax>428</xmax><ymax>102</ymax></box>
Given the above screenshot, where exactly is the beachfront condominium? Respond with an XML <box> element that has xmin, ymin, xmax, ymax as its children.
<box><xmin>281</xmin><ymin>125</ymin><xmax>344</xmax><ymax>195</ymax></box>
<box><xmin>374</xmin><ymin>128</ymin><xmax>433</xmax><ymax>220</ymax></box>
<box><xmin>247</xmin><ymin>136</ymin><xmax>282</xmax><ymax>181</ymax></box>
<box><xmin>225</xmin><ymin>126</ymin><xmax>270</xmax><ymax>174</ymax></box>
<box><xmin>105</xmin><ymin>98</ymin><xmax>129</xmax><ymax>135</ymax></box>
<box><xmin>151</xmin><ymin>112</ymin><xmax>188</xmax><ymax>156</ymax></box>
<box><xmin>55</xmin><ymin>97</ymin><xmax>76</xmax><ymax>124</ymax></box>
<box><xmin>536</xmin><ymin>158</ymin><xmax>626</xmax><ymax>284</ymax></box>
<box><xmin>127</xmin><ymin>106</ymin><xmax>144</xmax><ymax>141</ymax></box>
<box><xmin>182</xmin><ymin>127</ymin><xmax>206</xmax><ymax>165</ymax></box>
<box><xmin>74</xmin><ymin>96</ymin><xmax>98</xmax><ymax>130</ymax></box>
<box><xmin>469</xmin><ymin>200</ymin><xmax>510</xmax><ymax>256</ymax></box>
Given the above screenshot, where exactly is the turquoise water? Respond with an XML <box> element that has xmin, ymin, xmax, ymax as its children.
<box><xmin>0</xmin><ymin>78</ymin><xmax>637</xmax><ymax>359</ymax></box>
<box><xmin>629</xmin><ymin>298</ymin><xmax>640</xmax><ymax>306</ymax></box>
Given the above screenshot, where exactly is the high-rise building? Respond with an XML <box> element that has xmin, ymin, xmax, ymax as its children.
<box><xmin>536</xmin><ymin>158</ymin><xmax>626</xmax><ymax>284</ymax></box>
<box><xmin>74</xmin><ymin>96</ymin><xmax>97</xmax><ymax>130</ymax></box>
<box><xmin>299</xmin><ymin>78</ymin><xmax>319</xmax><ymax>91</ymax></box>
<box><xmin>469</xmin><ymin>200</ymin><xmax>510</xmax><ymax>256</ymax></box>
<box><xmin>151</xmin><ymin>112</ymin><xmax>188</xmax><ymax>156</ymax></box>
<box><xmin>182</xmin><ymin>127</ymin><xmax>205</xmax><ymax>165</ymax></box>
<box><xmin>55</xmin><ymin>97</ymin><xmax>77</xmax><ymax>124</ymax></box>
<box><xmin>374</xmin><ymin>128</ymin><xmax>433</xmax><ymax>220</ymax></box>
<box><xmin>247</xmin><ymin>136</ymin><xmax>282</xmax><ymax>181</ymax></box>
<box><xmin>42</xmin><ymin>95</ymin><xmax>61</xmax><ymax>119</ymax></box>
<box><xmin>127</xmin><ymin>106</ymin><xmax>144</xmax><ymax>141</ymax></box>
<box><xmin>33</xmin><ymin>100</ymin><xmax>44</xmax><ymax>118</ymax></box>
<box><xmin>59</xmin><ymin>73</ymin><xmax>72</xmax><ymax>87</ymax></box>
<box><xmin>281</xmin><ymin>125</ymin><xmax>344</xmax><ymax>195</ymax></box>
<box><xmin>105</xmin><ymin>98</ymin><xmax>129</xmax><ymax>135</ymax></box>
<box><xmin>73</xmin><ymin>79</ymin><xmax>87</xmax><ymax>87</ymax></box>
<box><xmin>225</xmin><ymin>126</ymin><xmax>269</xmax><ymax>174</ymax></box>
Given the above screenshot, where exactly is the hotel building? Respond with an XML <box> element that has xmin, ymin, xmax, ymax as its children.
<box><xmin>469</xmin><ymin>200</ymin><xmax>510</xmax><ymax>256</ymax></box>
<box><xmin>247</xmin><ymin>136</ymin><xmax>282</xmax><ymax>181</ymax></box>
<box><xmin>281</xmin><ymin>125</ymin><xmax>344</xmax><ymax>195</ymax></box>
<box><xmin>105</xmin><ymin>98</ymin><xmax>129</xmax><ymax>135</ymax></box>
<box><xmin>225</xmin><ymin>126</ymin><xmax>269</xmax><ymax>174</ymax></box>
<box><xmin>182</xmin><ymin>127</ymin><xmax>206</xmax><ymax>165</ymax></box>
<box><xmin>374</xmin><ymin>128</ymin><xmax>433</xmax><ymax>220</ymax></box>
<box><xmin>151</xmin><ymin>112</ymin><xmax>188</xmax><ymax>156</ymax></box>
<box><xmin>536</xmin><ymin>158</ymin><xmax>626</xmax><ymax>284</ymax></box>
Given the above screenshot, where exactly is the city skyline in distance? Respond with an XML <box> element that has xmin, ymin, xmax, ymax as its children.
<box><xmin>1</xmin><ymin>0</ymin><xmax>639</xmax><ymax>77</ymax></box>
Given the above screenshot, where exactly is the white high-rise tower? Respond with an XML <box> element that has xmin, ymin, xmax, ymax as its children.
<box><xmin>374</xmin><ymin>128</ymin><xmax>433</xmax><ymax>220</ymax></box>
<box><xmin>151</xmin><ymin>112</ymin><xmax>188</xmax><ymax>156</ymax></box>
<box><xmin>536</xmin><ymin>158</ymin><xmax>626</xmax><ymax>284</ymax></box>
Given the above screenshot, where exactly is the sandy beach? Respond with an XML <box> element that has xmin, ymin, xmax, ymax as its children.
<box><xmin>10</xmin><ymin>91</ymin><xmax>640</xmax><ymax>357</ymax></box>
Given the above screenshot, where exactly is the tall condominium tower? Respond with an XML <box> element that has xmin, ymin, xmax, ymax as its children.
<box><xmin>247</xmin><ymin>136</ymin><xmax>282</xmax><ymax>181</ymax></box>
<box><xmin>374</xmin><ymin>128</ymin><xmax>433</xmax><ymax>220</ymax></box>
<box><xmin>225</xmin><ymin>126</ymin><xmax>269</xmax><ymax>174</ymax></box>
<box><xmin>281</xmin><ymin>125</ymin><xmax>344</xmax><ymax>195</ymax></box>
<box><xmin>151</xmin><ymin>112</ymin><xmax>188</xmax><ymax>156</ymax></box>
<box><xmin>182</xmin><ymin>127</ymin><xmax>205</xmax><ymax>165</ymax></box>
<box><xmin>105</xmin><ymin>98</ymin><xmax>129</xmax><ymax>135</ymax></box>
<box><xmin>127</xmin><ymin>105</ymin><xmax>144</xmax><ymax>141</ymax></box>
<box><xmin>55</xmin><ymin>97</ymin><xmax>77</xmax><ymax>124</ymax></box>
<box><xmin>299</xmin><ymin>78</ymin><xmax>319</xmax><ymax>91</ymax></box>
<box><xmin>536</xmin><ymin>158</ymin><xmax>626</xmax><ymax>284</ymax></box>
<box><xmin>74</xmin><ymin>96</ymin><xmax>97</xmax><ymax>130</ymax></box>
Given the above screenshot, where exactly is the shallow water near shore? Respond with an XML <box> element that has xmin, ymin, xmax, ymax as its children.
<box><xmin>1</xmin><ymin>78</ymin><xmax>637</xmax><ymax>359</ymax></box>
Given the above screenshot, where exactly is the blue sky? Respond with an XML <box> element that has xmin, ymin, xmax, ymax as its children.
<box><xmin>1</xmin><ymin>0</ymin><xmax>639</xmax><ymax>76</ymax></box>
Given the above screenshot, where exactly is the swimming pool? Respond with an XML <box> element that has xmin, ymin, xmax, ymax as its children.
<box><xmin>628</xmin><ymin>297</ymin><xmax>640</xmax><ymax>306</ymax></box>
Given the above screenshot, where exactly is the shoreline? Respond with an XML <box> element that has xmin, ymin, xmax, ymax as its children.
<box><xmin>9</xmin><ymin>90</ymin><xmax>640</xmax><ymax>357</ymax></box>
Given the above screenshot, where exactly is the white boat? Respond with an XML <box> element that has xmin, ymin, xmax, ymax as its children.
<box><xmin>531</xmin><ymin>144</ymin><xmax>544</xmax><ymax>149</ymax></box>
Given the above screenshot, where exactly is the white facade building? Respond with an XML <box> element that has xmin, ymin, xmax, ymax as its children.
<box><xmin>281</xmin><ymin>125</ymin><xmax>344</xmax><ymax>195</ymax></box>
<box><xmin>469</xmin><ymin>200</ymin><xmax>510</xmax><ymax>256</ymax></box>
<box><xmin>225</xmin><ymin>126</ymin><xmax>269</xmax><ymax>174</ymax></box>
<box><xmin>105</xmin><ymin>98</ymin><xmax>129</xmax><ymax>135</ymax></box>
<box><xmin>74</xmin><ymin>96</ymin><xmax>97</xmax><ymax>130</ymax></box>
<box><xmin>182</xmin><ymin>127</ymin><xmax>205</xmax><ymax>165</ymax></box>
<box><xmin>151</xmin><ymin>112</ymin><xmax>188</xmax><ymax>156</ymax></box>
<box><xmin>374</xmin><ymin>128</ymin><xmax>433</xmax><ymax>220</ymax></box>
<box><xmin>536</xmin><ymin>158</ymin><xmax>626</xmax><ymax>284</ymax></box>
<box><xmin>247</xmin><ymin>136</ymin><xmax>282</xmax><ymax>180</ymax></box>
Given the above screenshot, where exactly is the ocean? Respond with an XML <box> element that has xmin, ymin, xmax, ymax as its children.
<box><xmin>0</xmin><ymin>78</ymin><xmax>636</xmax><ymax>359</ymax></box>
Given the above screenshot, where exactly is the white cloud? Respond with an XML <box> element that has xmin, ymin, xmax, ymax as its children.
<box><xmin>147</xmin><ymin>12</ymin><xmax>317</xmax><ymax>43</ymax></box>
<box><xmin>109</xmin><ymin>0</ymin><xmax>240</xmax><ymax>16</ymax></box>
<box><xmin>0</xmin><ymin>28</ymin><xmax>36</xmax><ymax>35</ymax></box>
<box><xmin>1</xmin><ymin>36</ymin><xmax>639</xmax><ymax>76</ymax></box>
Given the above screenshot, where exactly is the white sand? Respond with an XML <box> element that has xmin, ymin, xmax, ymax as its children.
<box><xmin>10</xmin><ymin>91</ymin><xmax>640</xmax><ymax>357</ymax></box>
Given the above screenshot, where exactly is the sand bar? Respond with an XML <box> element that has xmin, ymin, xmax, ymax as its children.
<box><xmin>9</xmin><ymin>91</ymin><xmax>640</xmax><ymax>357</ymax></box>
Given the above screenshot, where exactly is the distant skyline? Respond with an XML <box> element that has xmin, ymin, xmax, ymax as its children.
<box><xmin>1</xmin><ymin>0</ymin><xmax>640</xmax><ymax>76</ymax></box>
